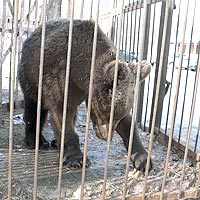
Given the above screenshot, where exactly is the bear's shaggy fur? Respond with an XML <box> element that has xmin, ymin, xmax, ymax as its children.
<box><xmin>18</xmin><ymin>19</ymin><xmax>152</xmax><ymax>172</ymax></box>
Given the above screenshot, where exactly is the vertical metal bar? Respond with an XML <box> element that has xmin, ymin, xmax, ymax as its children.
<box><xmin>80</xmin><ymin>0</ymin><xmax>85</xmax><ymax>20</ymax></box>
<box><xmin>33</xmin><ymin>0</ymin><xmax>47</xmax><ymax>199</ymax></box>
<box><xmin>80</xmin><ymin>1</ymin><xmax>100</xmax><ymax>199</ymax></box>
<box><xmin>136</xmin><ymin>2</ymin><xmax>141</xmax><ymax>57</ymax></box>
<box><xmin>143</xmin><ymin>0</ymin><xmax>157</xmax><ymax>129</ymax></box>
<box><xmin>110</xmin><ymin>0</ymin><xmax>116</xmax><ymax>41</ymax></box>
<box><xmin>0</xmin><ymin>0</ymin><xmax>7</xmax><ymax>106</ymax></box>
<box><xmin>6</xmin><ymin>0</ymin><xmax>13</xmax><ymax>15</ymax></box>
<box><xmin>121</xmin><ymin>9</ymin><xmax>126</xmax><ymax>53</ymax></box>
<box><xmin>178</xmin><ymin>45</ymin><xmax>200</xmax><ymax>200</ymax></box>
<box><xmin>132</xmin><ymin>1</ymin><xmax>138</xmax><ymax>60</ymax></box>
<box><xmin>67</xmin><ymin>0</ymin><xmax>71</xmax><ymax>19</ymax></box>
<box><xmin>15</xmin><ymin>0</ymin><xmax>25</xmax><ymax>109</ymax></box>
<box><xmin>114</xmin><ymin>15</ymin><xmax>119</xmax><ymax>46</ymax></box>
<box><xmin>137</xmin><ymin>0</ymin><xmax>151</xmax><ymax>124</ymax></box>
<box><xmin>57</xmin><ymin>1</ymin><xmax>75</xmax><ymax>199</ymax></box>
<box><xmin>128</xmin><ymin>2</ymin><xmax>134</xmax><ymax>62</ymax></box>
<box><xmin>122</xmin><ymin>0</ymin><xmax>149</xmax><ymax>198</ymax></box>
<box><xmin>8</xmin><ymin>0</ymin><xmax>19</xmax><ymax>199</ymax></box>
<box><xmin>27</xmin><ymin>0</ymin><xmax>31</xmax><ymax>37</ymax></box>
<box><xmin>34</xmin><ymin>0</ymin><xmax>39</xmax><ymax>28</ymax></box>
<box><xmin>194</xmin><ymin>116</ymin><xmax>200</xmax><ymax>153</ymax></box>
<box><xmin>90</xmin><ymin>0</ymin><xmax>94</xmax><ymax>20</ymax></box>
<box><xmin>101</xmin><ymin>1</ymin><xmax>124</xmax><ymax>199</ymax></box>
<box><xmin>150</xmin><ymin>0</ymin><xmax>173</xmax><ymax>131</ymax></box>
<box><xmin>141</xmin><ymin>1</ymin><xmax>173</xmax><ymax>199</ymax></box>
<box><xmin>160</xmin><ymin>0</ymin><xmax>189</xmax><ymax>199</ymax></box>
<box><xmin>124</xmin><ymin>9</ymin><xmax>129</xmax><ymax>59</ymax></box>
<box><xmin>178</xmin><ymin>0</ymin><xmax>196</xmax><ymax>143</ymax></box>
<box><xmin>164</xmin><ymin>0</ymin><xmax>182</xmax><ymax>135</ymax></box>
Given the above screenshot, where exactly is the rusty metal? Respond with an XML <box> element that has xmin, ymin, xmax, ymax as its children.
<box><xmin>142</xmin><ymin>1</ymin><xmax>174</xmax><ymax>199</ymax></box>
<box><xmin>8</xmin><ymin>0</ymin><xmax>19</xmax><ymax>199</ymax></box>
<box><xmin>178</xmin><ymin>23</ymin><xmax>200</xmax><ymax>199</ymax></box>
<box><xmin>0</xmin><ymin>0</ymin><xmax>6</xmax><ymax>106</ymax></box>
<box><xmin>159</xmin><ymin>0</ymin><xmax>189</xmax><ymax>198</ymax></box>
<box><xmin>101</xmin><ymin>0</ymin><xmax>124</xmax><ymax>198</ymax></box>
<box><xmin>123</xmin><ymin>0</ymin><xmax>150</xmax><ymax>198</ymax></box>
<box><xmin>57</xmin><ymin>1</ymin><xmax>75</xmax><ymax>199</ymax></box>
<box><xmin>33</xmin><ymin>0</ymin><xmax>47</xmax><ymax>199</ymax></box>
<box><xmin>80</xmin><ymin>0</ymin><xmax>100</xmax><ymax>199</ymax></box>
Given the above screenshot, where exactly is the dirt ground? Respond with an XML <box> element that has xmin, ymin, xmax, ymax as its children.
<box><xmin>0</xmin><ymin>102</ymin><xmax>199</xmax><ymax>199</ymax></box>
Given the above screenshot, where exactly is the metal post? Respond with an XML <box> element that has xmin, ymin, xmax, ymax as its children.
<box><xmin>0</xmin><ymin>0</ymin><xmax>6</xmax><ymax>106</ymax></box>
<box><xmin>149</xmin><ymin>0</ymin><xmax>173</xmax><ymax>130</ymax></box>
<box><xmin>137</xmin><ymin>0</ymin><xmax>151</xmax><ymax>124</ymax></box>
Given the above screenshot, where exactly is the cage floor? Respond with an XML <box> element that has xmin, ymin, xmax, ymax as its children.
<box><xmin>0</xmin><ymin>105</ymin><xmax>199</xmax><ymax>199</ymax></box>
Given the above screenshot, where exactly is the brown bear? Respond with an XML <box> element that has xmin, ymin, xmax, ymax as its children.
<box><xmin>18</xmin><ymin>19</ymin><xmax>152</xmax><ymax>172</ymax></box>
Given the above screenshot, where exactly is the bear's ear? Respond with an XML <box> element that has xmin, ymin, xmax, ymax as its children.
<box><xmin>104</xmin><ymin>61</ymin><xmax>129</xmax><ymax>84</ymax></box>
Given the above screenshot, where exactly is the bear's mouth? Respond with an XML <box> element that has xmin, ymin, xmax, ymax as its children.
<box><xmin>94</xmin><ymin>121</ymin><xmax>119</xmax><ymax>140</ymax></box>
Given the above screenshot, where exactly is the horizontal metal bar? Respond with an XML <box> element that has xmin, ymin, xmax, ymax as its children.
<box><xmin>154</xmin><ymin>127</ymin><xmax>200</xmax><ymax>162</ymax></box>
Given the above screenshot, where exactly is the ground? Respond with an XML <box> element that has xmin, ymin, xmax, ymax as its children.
<box><xmin>0</xmin><ymin>101</ymin><xmax>199</xmax><ymax>200</ymax></box>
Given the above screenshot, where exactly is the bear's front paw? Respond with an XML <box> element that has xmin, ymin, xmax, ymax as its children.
<box><xmin>131</xmin><ymin>152</ymin><xmax>153</xmax><ymax>173</ymax></box>
<box><xmin>63</xmin><ymin>153</ymin><xmax>91</xmax><ymax>169</ymax></box>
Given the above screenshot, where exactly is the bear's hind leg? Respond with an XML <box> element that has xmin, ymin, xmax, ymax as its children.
<box><xmin>24</xmin><ymin>97</ymin><xmax>48</xmax><ymax>148</ymax></box>
<box><xmin>50</xmin><ymin>106</ymin><xmax>90</xmax><ymax>168</ymax></box>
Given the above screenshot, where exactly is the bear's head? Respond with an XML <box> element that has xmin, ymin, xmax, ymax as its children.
<box><xmin>90</xmin><ymin>59</ymin><xmax>151</xmax><ymax>140</ymax></box>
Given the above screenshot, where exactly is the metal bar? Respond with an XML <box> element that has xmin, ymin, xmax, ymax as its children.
<box><xmin>131</xmin><ymin>1</ymin><xmax>138</xmax><ymax>61</ymax></box>
<box><xmin>80</xmin><ymin>0</ymin><xmax>85</xmax><ymax>19</ymax></box>
<box><xmin>8</xmin><ymin>0</ymin><xmax>19</xmax><ymax>199</ymax></box>
<box><xmin>80</xmin><ymin>1</ymin><xmax>100</xmax><ymax>199</ymax></box>
<box><xmin>15</xmin><ymin>0</ymin><xmax>25</xmax><ymax>109</ymax></box>
<box><xmin>178</xmin><ymin>29</ymin><xmax>200</xmax><ymax>200</ymax></box>
<box><xmin>151</xmin><ymin>0</ymin><xmax>173</xmax><ymax>130</ymax></box>
<box><xmin>34</xmin><ymin>0</ymin><xmax>39</xmax><ymax>28</ymax></box>
<box><xmin>6</xmin><ymin>0</ymin><xmax>13</xmax><ymax>16</ymax></box>
<box><xmin>143</xmin><ymin>0</ymin><xmax>157</xmax><ymax>129</ymax></box>
<box><xmin>122</xmin><ymin>0</ymin><xmax>149</xmax><ymax>198</ymax></box>
<box><xmin>137</xmin><ymin>0</ymin><xmax>151</xmax><ymax>124</ymax></box>
<box><xmin>121</xmin><ymin>9</ymin><xmax>126</xmax><ymax>52</ymax></box>
<box><xmin>160</xmin><ymin>0</ymin><xmax>189</xmax><ymax>198</ymax></box>
<box><xmin>33</xmin><ymin>0</ymin><xmax>47</xmax><ymax>199</ymax></box>
<box><xmin>67</xmin><ymin>0</ymin><xmax>71</xmax><ymax>19</ymax></box>
<box><xmin>128</xmin><ymin>2</ymin><xmax>134</xmax><ymax>62</ymax></box>
<box><xmin>0</xmin><ymin>0</ymin><xmax>7</xmax><ymax>106</ymax></box>
<box><xmin>27</xmin><ymin>0</ymin><xmax>32</xmax><ymax>37</ymax></box>
<box><xmin>57</xmin><ymin>1</ymin><xmax>75</xmax><ymax>199</ymax></box>
<box><xmin>136</xmin><ymin>3</ymin><xmax>141</xmax><ymax>57</ymax></box>
<box><xmin>110</xmin><ymin>0</ymin><xmax>116</xmax><ymax>41</ymax></box>
<box><xmin>141</xmin><ymin>1</ymin><xmax>173</xmax><ymax>199</ymax></box>
<box><xmin>90</xmin><ymin>0</ymin><xmax>94</xmax><ymax>20</ymax></box>
<box><xmin>153</xmin><ymin>127</ymin><xmax>200</xmax><ymax>162</ymax></box>
<box><xmin>194</xmin><ymin>116</ymin><xmax>200</xmax><ymax>153</ymax></box>
<box><xmin>178</xmin><ymin>0</ymin><xmax>196</xmax><ymax>143</ymax></box>
<box><xmin>124</xmin><ymin>11</ymin><xmax>129</xmax><ymax>58</ymax></box>
<box><xmin>164</xmin><ymin>0</ymin><xmax>182</xmax><ymax>135</ymax></box>
<box><xmin>101</xmin><ymin>0</ymin><xmax>124</xmax><ymax>198</ymax></box>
